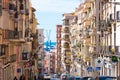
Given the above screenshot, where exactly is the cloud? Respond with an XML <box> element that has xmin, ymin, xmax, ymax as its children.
<box><xmin>31</xmin><ymin>0</ymin><xmax>80</xmax><ymax>13</ymax></box>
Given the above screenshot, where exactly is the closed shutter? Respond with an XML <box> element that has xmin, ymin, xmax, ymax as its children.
<box><xmin>110</xmin><ymin>14</ymin><xmax>114</xmax><ymax>21</ymax></box>
<box><xmin>117</xmin><ymin>11</ymin><xmax>120</xmax><ymax>22</ymax></box>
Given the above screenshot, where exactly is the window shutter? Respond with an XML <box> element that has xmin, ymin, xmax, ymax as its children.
<box><xmin>117</xmin><ymin>11</ymin><xmax>120</xmax><ymax>22</ymax></box>
<box><xmin>110</xmin><ymin>14</ymin><xmax>114</xmax><ymax>21</ymax></box>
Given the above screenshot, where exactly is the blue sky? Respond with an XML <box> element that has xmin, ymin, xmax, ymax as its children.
<box><xmin>31</xmin><ymin>0</ymin><xmax>82</xmax><ymax>42</ymax></box>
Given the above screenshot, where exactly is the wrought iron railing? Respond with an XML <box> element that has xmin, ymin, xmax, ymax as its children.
<box><xmin>3</xmin><ymin>30</ymin><xmax>22</xmax><ymax>39</ymax></box>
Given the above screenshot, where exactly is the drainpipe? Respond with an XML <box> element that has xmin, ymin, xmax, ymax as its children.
<box><xmin>113</xmin><ymin>0</ymin><xmax>118</xmax><ymax>78</ymax></box>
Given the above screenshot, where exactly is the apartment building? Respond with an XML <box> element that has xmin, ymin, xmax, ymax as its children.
<box><xmin>62</xmin><ymin>13</ymin><xmax>74</xmax><ymax>73</ymax></box>
<box><xmin>37</xmin><ymin>29</ymin><xmax>44</xmax><ymax>74</ymax></box>
<box><xmin>50</xmin><ymin>51</ymin><xmax>55</xmax><ymax>74</ymax></box>
<box><xmin>56</xmin><ymin>25</ymin><xmax>62</xmax><ymax>74</ymax></box>
<box><xmin>67</xmin><ymin>0</ymin><xmax>120</xmax><ymax>78</ymax></box>
<box><xmin>0</xmin><ymin>0</ymin><xmax>38</xmax><ymax>80</ymax></box>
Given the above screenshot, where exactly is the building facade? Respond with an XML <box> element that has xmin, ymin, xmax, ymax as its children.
<box><xmin>63</xmin><ymin>0</ymin><xmax>120</xmax><ymax>78</ymax></box>
<box><xmin>56</xmin><ymin>25</ymin><xmax>62</xmax><ymax>74</ymax></box>
<box><xmin>37</xmin><ymin>29</ymin><xmax>44</xmax><ymax>74</ymax></box>
<box><xmin>0</xmin><ymin>0</ymin><xmax>38</xmax><ymax>80</ymax></box>
<box><xmin>62</xmin><ymin>13</ymin><xmax>74</xmax><ymax>73</ymax></box>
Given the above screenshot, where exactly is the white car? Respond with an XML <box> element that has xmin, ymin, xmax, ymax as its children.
<box><xmin>44</xmin><ymin>74</ymin><xmax>51</xmax><ymax>79</ymax></box>
<box><xmin>50</xmin><ymin>74</ymin><xmax>60</xmax><ymax>80</ymax></box>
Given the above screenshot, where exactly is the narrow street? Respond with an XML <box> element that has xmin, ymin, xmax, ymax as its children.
<box><xmin>0</xmin><ymin>0</ymin><xmax>120</xmax><ymax>80</ymax></box>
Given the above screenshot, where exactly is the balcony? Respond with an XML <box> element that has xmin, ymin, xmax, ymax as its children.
<box><xmin>65</xmin><ymin>50</ymin><xmax>71</xmax><ymax>56</ymax></box>
<box><xmin>19</xmin><ymin>0</ymin><xmax>23</xmax><ymax>3</ymax></box>
<box><xmin>64</xmin><ymin>57</ymin><xmax>71</xmax><ymax>64</ymax></box>
<box><xmin>63</xmin><ymin>42</ymin><xmax>70</xmax><ymax>48</ymax></box>
<box><xmin>84</xmin><ymin>2</ymin><xmax>91</xmax><ymax>9</ymax></box>
<box><xmin>89</xmin><ymin>29</ymin><xmax>95</xmax><ymax>36</ymax></box>
<box><xmin>82</xmin><ymin>8</ymin><xmax>87</xmax><ymax>13</ymax></box>
<box><xmin>62</xmin><ymin>27</ymin><xmax>69</xmax><ymax>33</ymax></box>
<box><xmin>3</xmin><ymin>30</ymin><xmax>24</xmax><ymax>42</ymax></box>
<box><xmin>83</xmin><ymin>38</ymin><xmax>90</xmax><ymax>46</ymax></box>
<box><xmin>8</xmin><ymin>54</ymin><xmax>16</xmax><ymax>63</ymax></box>
<box><xmin>84</xmin><ymin>20</ymin><xmax>91</xmax><ymax>28</ymax></box>
<box><xmin>84</xmin><ymin>57</ymin><xmax>91</xmax><ymax>62</ymax></box>
<box><xmin>63</xmin><ymin>35</ymin><xmax>70</xmax><ymax>41</ymax></box>
<box><xmin>63</xmin><ymin>19</ymin><xmax>69</xmax><ymax>26</ymax></box>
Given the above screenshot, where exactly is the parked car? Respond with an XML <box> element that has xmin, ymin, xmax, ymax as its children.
<box><xmin>50</xmin><ymin>74</ymin><xmax>60</xmax><ymax>80</ymax></box>
<box><xmin>69</xmin><ymin>76</ymin><xmax>82</xmax><ymax>80</ymax></box>
<box><xmin>82</xmin><ymin>76</ymin><xmax>93</xmax><ymax>80</ymax></box>
<box><xmin>44</xmin><ymin>73</ymin><xmax>51</xmax><ymax>79</ymax></box>
<box><xmin>61</xmin><ymin>74</ymin><xmax>69</xmax><ymax>80</ymax></box>
<box><xmin>74</xmin><ymin>76</ymin><xmax>82</xmax><ymax>80</ymax></box>
<box><xmin>94</xmin><ymin>76</ymin><xmax>117</xmax><ymax>80</ymax></box>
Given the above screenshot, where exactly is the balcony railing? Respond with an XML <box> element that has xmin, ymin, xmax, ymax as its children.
<box><xmin>63</xmin><ymin>42</ymin><xmax>70</xmax><ymax>48</ymax></box>
<box><xmin>63</xmin><ymin>27</ymin><xmax>69</xmax><ymax>33</ymax></box>
<box><xmin>3</xmin><ymin>30</ymin><xmax>22</xmax><ymax>39</ymax></box>
<box><xmin>99</xmin><ymin>46</ymin><xmax>120</xmax><ymax>55</ymax></box>
<box><xmin>63</xmin><ymin>19</ymin><xmax>69</xmax><ymax>26</ymax></box>
<box><xmin>63</xmin><ymin>35</ymin><xmax>70</xmax><ymax>41</ymax></box>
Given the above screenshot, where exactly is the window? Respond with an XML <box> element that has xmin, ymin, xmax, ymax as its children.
<box><xmin>0</xmin><ymin>45</ymin><xmax>6</xmax><ymax>56</ymax></box>
<box><xmin>110</xmin><ymin>13</ymin><xmax>114</xmax><ymax>21</ymax></box>
<box><xmin>2</xmin><ymin>0</ymin><xmax>8</xmax><ymax>9</ymax></box>
<box><xmin>57</xmin><ymin>28</ymin><xmax>61</xmax><ymax>32</ymax></box>
<box><xmin>57</xmin><ymin>34</ymin><xmax>61</xmax><ymax>38</ymax></box>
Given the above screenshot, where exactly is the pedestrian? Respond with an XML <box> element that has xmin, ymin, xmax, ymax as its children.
<box><xmin>19</xmin><ymin>75</ymin><xmax>23</xmax><ymax>80</ymax></box>
<box><xmin>13</xmin><ymin>76</ymin><xmax>18</xmax><ymax>80</ymax></box>
<box><xmin>34</xmin><ymin>75</ymin><xmax>37</xmax><ymax>80</ymax></box>
<box><xmin>19</xmin><ymin>74</ymin><xmax>26</xmax><ymax>80</ymax></box>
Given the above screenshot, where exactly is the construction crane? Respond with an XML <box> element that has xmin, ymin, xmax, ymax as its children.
<box><xmin>44</xmin><ymin>29</ymin><xmax>51</xmax><ymax>52</ymax></box>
